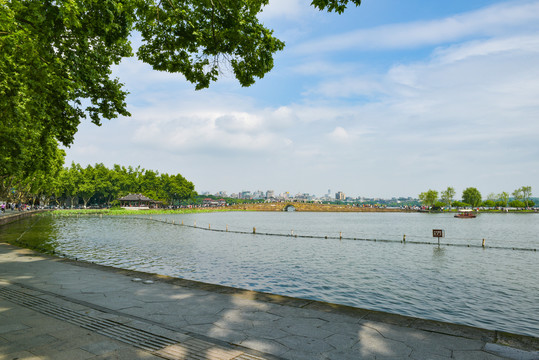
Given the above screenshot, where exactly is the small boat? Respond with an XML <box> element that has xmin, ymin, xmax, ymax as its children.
<box><xmin>454</xmin><ymin>209</ymin><xmax>477</xmax><ymax>218</ymax></box>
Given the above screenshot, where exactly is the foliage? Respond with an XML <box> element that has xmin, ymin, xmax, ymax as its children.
<box><xmin>482</xmin><ymin>200</ymin><xmax>496</xmax><ymax>207</ymax></box>
<box><xmin>2</xmin><ymin>162</ymin><xmax>196</xmax><ymax>207</ymax></box>
<box><xmin>1</xmin><ymin>0</ymin><xmax>131</xmax><ymax>178</ymax></box>
<box><xmin>440</xmin><ymin>187</ymin><xmax>455</xmax><ymax>206</ymax></box>
<box><xmin>418</xmin><ymin>189</ymin><xmax>438</xmax><ymax>207</ymax></box>
<box><xmin>451</xmin><ymin>200</ymin><xmax>469</xmax><ymax>208</ymax></box>
<box><xmin>498</xmin><ymin>192</ymin><xmax>509</xmax><ymax>207</ymax></box>
<box><xmin>509</xmin><ymin>200</ymin><xmax>525</xmax><ymax>208</ymax></box>
<box><xmin>513</xmin><ymin>186</ymin><xmax>532</xmax><ymax>208</ymax></box>
<box><xmin>311</xmin><ymin>0</ymin><xmax>361</xmax><ymax>13</ymax></box>
<box><xmin>1</xmin><ymin>0</ymin><xmax>361</xmax><ymax>179</ymax></box>
<box><xmin>431</xmin><ymin>201</ymin><xmax>447</xmax><ymax>210</ymax></box>
<box><xmin>462</xmin><ymin>187</ymin><xmax>482</xmax><ymax>207</ymax></box>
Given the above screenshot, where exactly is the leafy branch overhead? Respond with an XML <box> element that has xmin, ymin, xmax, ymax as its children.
<box><xmin>135</xmin><ymin>0</ymin><xmax>285</xmax><ymax>89</ymax></box>
<box><xmin>0</xmin><ymin>0</ymin><xmax>361</xmax><ymax>179</ymax></box>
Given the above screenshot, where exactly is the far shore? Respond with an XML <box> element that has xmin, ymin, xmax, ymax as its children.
<box><xmin>1</xmin><ymin>204</ymin><xmax>537</xmax><ymax>221</ymax></box>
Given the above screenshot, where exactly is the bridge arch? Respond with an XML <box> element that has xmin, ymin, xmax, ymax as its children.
<box><xmin>283</xmin><ymin>204</ymin><xmax>296</xmax><ymax>212</ymax></box>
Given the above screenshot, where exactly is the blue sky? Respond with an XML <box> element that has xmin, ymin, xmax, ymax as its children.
<box><xmin>64</xmin><ymin>0</ymin><xmax>539</xmax><ymax>199</ymax></box>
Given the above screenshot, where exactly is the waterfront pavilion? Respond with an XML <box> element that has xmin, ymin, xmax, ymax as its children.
<box><xmin>118</xmin><ymin>194</ymin><xmax>159</xmax><ymax>210</ymax></box>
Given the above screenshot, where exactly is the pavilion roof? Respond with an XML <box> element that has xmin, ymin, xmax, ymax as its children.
<box><xmin>118</xmin><ymin>193</ymin><xmax>154</xmax><ymax>202</ymax></box>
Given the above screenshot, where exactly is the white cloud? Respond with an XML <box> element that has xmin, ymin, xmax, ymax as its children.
<box><xmin>129</xmin><ymin>108</ymin><xmax>294</xmax><ymax>156</ymax></box>
<box><xmin>215</xmin><ymin>113</ymin><xmax>264</xmax><ymax>133</ymax></box>
<box><xmin>432</xmin><ymin>34</ymin><xmax>539</xmax><ymax>64</ymax></box>
<box><xmin>295</xmin><ymin>0</ymin><xmax>539</xmax><ymax>53</ymax></box>
<box><xmin>328</xmin><ymin>126</ymin><xmax>351</xmax><ymax>142</ymax></box>
<box><xmin>65</xmin><ymin>0</ymin><xmax>539</xmax><ymax>197</ymax></box>
<box><xmin>259</xmin><ymin>0</ymin><xmax>306</xmax><ymax>20</ymax></box>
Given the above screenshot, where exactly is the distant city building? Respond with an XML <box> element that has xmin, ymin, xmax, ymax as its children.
<box><xmin>213</xmin><ymin>188</ymin><xmax>414</xmax><ymax>204</ymax></box>
<box><xmin>294</xmin><ymin>193</ymin><xmax>313</xmax><ymax>202</ymax></box>
<box><xmin>252</xmin><ymin>190</ymin><xmax>265</xmax><ymax>199</ymax></box>
<box><xmin>239</xmin><ymin>191</ymin><xmax>252</xmax><ymax>199</ymax></box>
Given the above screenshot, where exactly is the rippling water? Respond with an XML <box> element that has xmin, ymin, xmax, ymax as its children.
<box><xmin>2</xmin><ymin>211</ymin><xmax>538</xmax><ymax>337</ymax></box>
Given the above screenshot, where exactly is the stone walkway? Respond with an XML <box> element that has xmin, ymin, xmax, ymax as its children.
<box><xmin>0</xmin><ymin>243</ymin><xmax>537</xmax><ymax>360</ymax></box>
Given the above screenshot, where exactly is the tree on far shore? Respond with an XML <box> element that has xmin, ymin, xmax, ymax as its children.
<box><xmin>462</xmin><ymin>187</ymin><xmax>482</xmax><ymax>207</ymax></box>
<box><xmin>418</xmin><ymin>190</ymin><xmax>438</xmax><ymax>207</ymax></box>
<box><xmin>441</xmin><ymin>187</ymin><xmax>455</xmax><ymax>207</ymax></box>
<box><xmin>513</xmin><ymin>186</ymin><xmax>532</xmax><ymax>208</ymax></box>
<box><xmin>498</xmin><ymin>191</ymin><xmax>509</xmax><ymax>207</ymax></box>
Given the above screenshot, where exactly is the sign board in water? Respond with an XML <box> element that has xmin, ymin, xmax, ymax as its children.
<box><xmin>433</xmin><ymin>229</ymin><xmax>445</xmax><ymax>238</ymax></box>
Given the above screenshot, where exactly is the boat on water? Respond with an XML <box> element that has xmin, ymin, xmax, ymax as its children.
<box><xmin>454</xmin><ymin>209</ymin><xmax>477</xmax><ymax>218</ymax></box>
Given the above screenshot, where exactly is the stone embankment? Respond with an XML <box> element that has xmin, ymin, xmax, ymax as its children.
<box><xmin>0</xmin><ymin>210</ymin><xmax>47</xmax><ymax>226</ymax></box>
<box><xmin>230</xmin><ymin>202</ymin><xmax>407</xmax><ymax>212</ymax></box>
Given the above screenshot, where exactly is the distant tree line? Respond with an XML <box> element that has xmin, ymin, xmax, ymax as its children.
<box><xmin>419</xmin><ymin>186</ymin><xmax>534</xmax><ymax>208</ymax></box>
<box><xmin>0</xmin><ymin>163</ymin><xmax>196</xmax><ymax>208</ymax></box>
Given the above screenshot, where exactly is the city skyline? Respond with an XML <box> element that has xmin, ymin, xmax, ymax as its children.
<box><xmin>198</xmin><ymin>187</ymin><xmax>520</xmax><ymax>202</ymax></box>
<box><xmin>63</xmin><ymin>0</ymin><xmax>539</xmax><ymax>199</ymax></box>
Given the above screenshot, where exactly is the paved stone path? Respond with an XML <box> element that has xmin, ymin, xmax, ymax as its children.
<box><xmin>0</xmin><ymin>243</ymin><xmax>537</xmax><ymax>360</ymax></box>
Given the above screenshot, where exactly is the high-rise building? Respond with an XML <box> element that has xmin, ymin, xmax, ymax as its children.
<box><xmin>336</xmin><ymin>191</ymin><xmax>345</xmax><ymax>200</ymax></box>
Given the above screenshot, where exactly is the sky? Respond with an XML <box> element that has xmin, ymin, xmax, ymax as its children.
<box><xmin>63</xmin><ymin>0</ymin><xmax>539</xmax><ymax>199</ymax></box>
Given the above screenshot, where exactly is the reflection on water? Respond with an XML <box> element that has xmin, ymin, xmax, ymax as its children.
<box><xmin>432</xmin><ymin>246</ymin><xmax>446</xmax><ymax>259</ymax></box>
<box><xmin>0</xmin><ymin>216</ymin><xmax>60</xmax><ymax>254</ymax></box>
<box><xmin>1</xmin><ymin>212</ymin><xmax>538</xmax><ymax>338</ymax></box>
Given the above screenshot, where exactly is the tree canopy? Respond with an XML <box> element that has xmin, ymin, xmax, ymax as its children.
<box><xmin>512</xmin><ymin>186</ymin><xmax>532</xmax><ymax>208</ymax></box>
<box><xmin>440</xmin><ymin>187</ymin><xmax>455</xmax><ymax>206</ymax></box>
<box><xmin>418</xmin><ymin>189</ymin><xmax>438</xmax><ymax>207</ymax></box>
<box><xmin>1</xmin><ymin>0</ymin><xmax>361</xmax><ymax>180</ymax></box>
<box><xmin>0</xmin><ymin>162</ymin><xmax>196</xmax><ymax>207</ymax></box>
<box><xmin>462</xmin><ymin>187</ymin><xmax>482</xmax><ymax>207</ymax></box>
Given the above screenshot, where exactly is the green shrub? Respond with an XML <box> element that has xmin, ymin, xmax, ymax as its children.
<box><xmin>482</xmin><ymin>200</ymin><xmax>496</xmax><ymax>207</ymax></box>
<box><xmin>509</xmin><ymin>200</ymin><xmax>525</xmax><ymax>208</ymax></box>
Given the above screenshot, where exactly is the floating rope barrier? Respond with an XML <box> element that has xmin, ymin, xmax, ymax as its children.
<box><xmin>134</xmin><ymin>215</ymin><xmax>537</xmax><ymax>252</ymax></box>
<box><xmin>18</xmin><ymin>213</ymin><xmax>537</xmax><ymax>253</ymax></box>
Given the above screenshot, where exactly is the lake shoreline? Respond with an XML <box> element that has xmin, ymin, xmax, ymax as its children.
<box><xmin>1</xmin><ymin>241</ymin><xmax>538</xmax><ymax>353</ymax></box>
<box><xmin>3</xmin><ymin>211</ymin><xmax>537</xmax><ymax>338</ymax></box>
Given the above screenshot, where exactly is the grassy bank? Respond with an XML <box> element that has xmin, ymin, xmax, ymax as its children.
<box><xmin>47</xmin><ymin>207</ymin><xmax>538</xmax><ymax>216</ymax></box>
<box><xmin>49</xmin><ymin>208</ymin><xmax>236</xmax><ymax>216</ymax></box>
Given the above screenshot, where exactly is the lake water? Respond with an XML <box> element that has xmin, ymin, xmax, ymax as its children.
<box><xmin>2</xmin><ymin>211</ymin><xmax>538</xmax><ymax>337</ymax></box>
